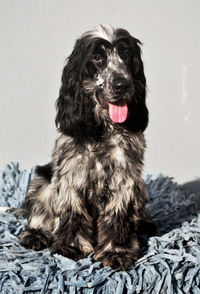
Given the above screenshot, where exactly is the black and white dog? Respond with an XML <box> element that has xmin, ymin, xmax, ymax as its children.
<box><xmin>19</xmin><ymin>25</ymin><xmax>155</xmax><ymax>270</ymax></box>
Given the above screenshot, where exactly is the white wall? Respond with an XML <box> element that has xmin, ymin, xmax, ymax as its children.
<box><xmin>0</xmin><ymin>0</ymin><xmax>199</xmax><ymax>183</ymax></box>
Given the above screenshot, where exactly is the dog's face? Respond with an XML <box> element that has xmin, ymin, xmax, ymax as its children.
<box><xmin>56</xmin><ymin>25</ymin><xmax>148</xmax><ymax>137</ymax></box>
<box><xmin>84</xmin><ymin>37</ymin><xmax>135</xmax><ymax>104</ymax></box>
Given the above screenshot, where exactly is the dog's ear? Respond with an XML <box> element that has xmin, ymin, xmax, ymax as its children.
<box><xmin>55</xmin><ymin>38</ymin><xmax>99</xmax><ymax>137</ymax></box>
<box><xmin>125</xmin><ymin>36</ymin><xmax>149</xmax><ymax>132</ymax></box>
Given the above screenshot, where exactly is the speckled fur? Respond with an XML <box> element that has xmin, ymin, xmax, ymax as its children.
<box><xmin>19</xmin><ymin>25</ymin><xmax>155</xmax><ymax>270</ymax></box>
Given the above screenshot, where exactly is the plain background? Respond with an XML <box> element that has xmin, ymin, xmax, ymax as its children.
<box><xmin>0</xmin><ymin>0</ymin><xmax>199</xmax><ymax>184</ymax></box>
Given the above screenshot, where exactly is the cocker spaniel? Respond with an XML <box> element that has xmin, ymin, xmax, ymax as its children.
<box><xmin>19</xmin><ymin>25</ymin><xmax>156</xmax><ymax>271</ymax></box>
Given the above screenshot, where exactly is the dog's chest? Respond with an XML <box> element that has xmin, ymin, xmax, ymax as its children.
<box><xmin>84</xmin><ymin>135</ymin><xmax>139</xmax><ymax>201</ymax></box>
<box><xmin>81</xmin><ymin>141</ymin><xmax>125</xmax><ymax>210</ymax></box>
<box><xmin>55</xmin><ymin>133</ymin><xmax>144</xmax><ymax>206</ymax></box>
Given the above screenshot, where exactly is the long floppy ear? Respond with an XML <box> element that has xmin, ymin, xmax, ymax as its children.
<box><xmin>124</xmin><ymin>35</ymin><xmax>148</xmax><ymax>133</ymax></box>
<box><xmin>55</xmin><ymin>38</ymin><xmax>99</xmax><ymax>137</ymax></box>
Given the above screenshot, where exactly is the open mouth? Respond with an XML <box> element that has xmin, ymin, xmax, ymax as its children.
<box><xmin>104</xmin><ymin>99</ymin><xmax>128</xmax><ymax>123</ymax></box>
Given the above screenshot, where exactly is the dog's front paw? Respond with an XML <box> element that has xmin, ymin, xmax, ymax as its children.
<box><xmin>93</xmin><ymin>249</ymin><xmax>137</xmax><ymax>271</ymax></box>
<box><xmin>19</xmin><ymin>228</ymin><xmax>53</xmax><ymax>251</ymax></box>
<box><xmin>51</xmin><ymin>244</ymin><xmax>84</xmax><ymax>260</ymax></box>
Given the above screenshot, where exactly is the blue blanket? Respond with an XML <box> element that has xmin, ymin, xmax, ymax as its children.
<box><xmin>0</xmin><ymin>162</ymin><xmax>200</xmax><ymax>293</ymax></box>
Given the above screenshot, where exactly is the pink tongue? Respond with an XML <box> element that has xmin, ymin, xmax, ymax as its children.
<box><xmin>108</xmin><ymin>101</ymin><xmax>128</xmax><ymax>123</ymax></box>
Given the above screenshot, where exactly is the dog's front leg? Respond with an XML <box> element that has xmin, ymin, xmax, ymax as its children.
<box><xmin>94</xmin><ymin>212</ymin><xmax>139</xmax><ymax>271</ymax></box>
<box><xmin>50</xmin><ymin>186</ymin><xmax>94</xmax><ymax>260</ymax></box>
<box><xmin>93</xmin><ymin>179</ymin><xmax>144</xmax><ymax>271</ymax></box>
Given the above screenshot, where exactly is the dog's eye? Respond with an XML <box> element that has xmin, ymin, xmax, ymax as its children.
<box><xmin>123</xmin><ymin>49</ymin><xmax>131</xmax><ymax>58</ymax></box>
<box><xmin>93</xmin><ymin>54</ymin><xmax>103</xmax><ymax>63</ymax></box>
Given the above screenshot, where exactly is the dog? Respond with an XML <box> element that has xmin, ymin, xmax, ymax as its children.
<box><xmin>19</xmin><ymin>25</ymin><xmax>155</xmax><ymax>271</ymax></box>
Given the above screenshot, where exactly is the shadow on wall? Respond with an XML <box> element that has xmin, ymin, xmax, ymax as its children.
<box><xmin>181</xmin><ymin>179</ymin><xmax>200</xmax><ymax>194</ymax></box>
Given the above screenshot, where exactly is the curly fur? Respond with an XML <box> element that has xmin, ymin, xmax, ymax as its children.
<box><xmin>19</xmin><ymin>25</ymin><xmax>156</xmax><ymax>271</ymax></box>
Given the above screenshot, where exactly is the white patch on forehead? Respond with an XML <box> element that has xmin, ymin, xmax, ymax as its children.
<box><xmin>82</xmin><ymin>24</ymin><xmax>115</xmax><ymax>43</ymax></box>
<box><xmin>108</xmin><ymin>48</ymin><xmax>123</xmax><ymax>67</ymax></box>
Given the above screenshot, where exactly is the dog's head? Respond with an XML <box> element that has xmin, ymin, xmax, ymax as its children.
<box><xmin>55</xmin><ymin>25</ymin><xmax>148</xmax><ymax>137</ymax></box>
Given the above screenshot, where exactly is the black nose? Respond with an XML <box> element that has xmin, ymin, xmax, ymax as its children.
<box><xmin>112</xmin><ymin>78</ymin><xmax>130</xmax><ymax>95</ymax></box>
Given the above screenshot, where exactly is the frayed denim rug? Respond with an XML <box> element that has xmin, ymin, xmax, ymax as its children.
<box><xmin>0</xmin><ymin>162</ymin><xmax>200</xmax><ymax>294</ymax></box>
